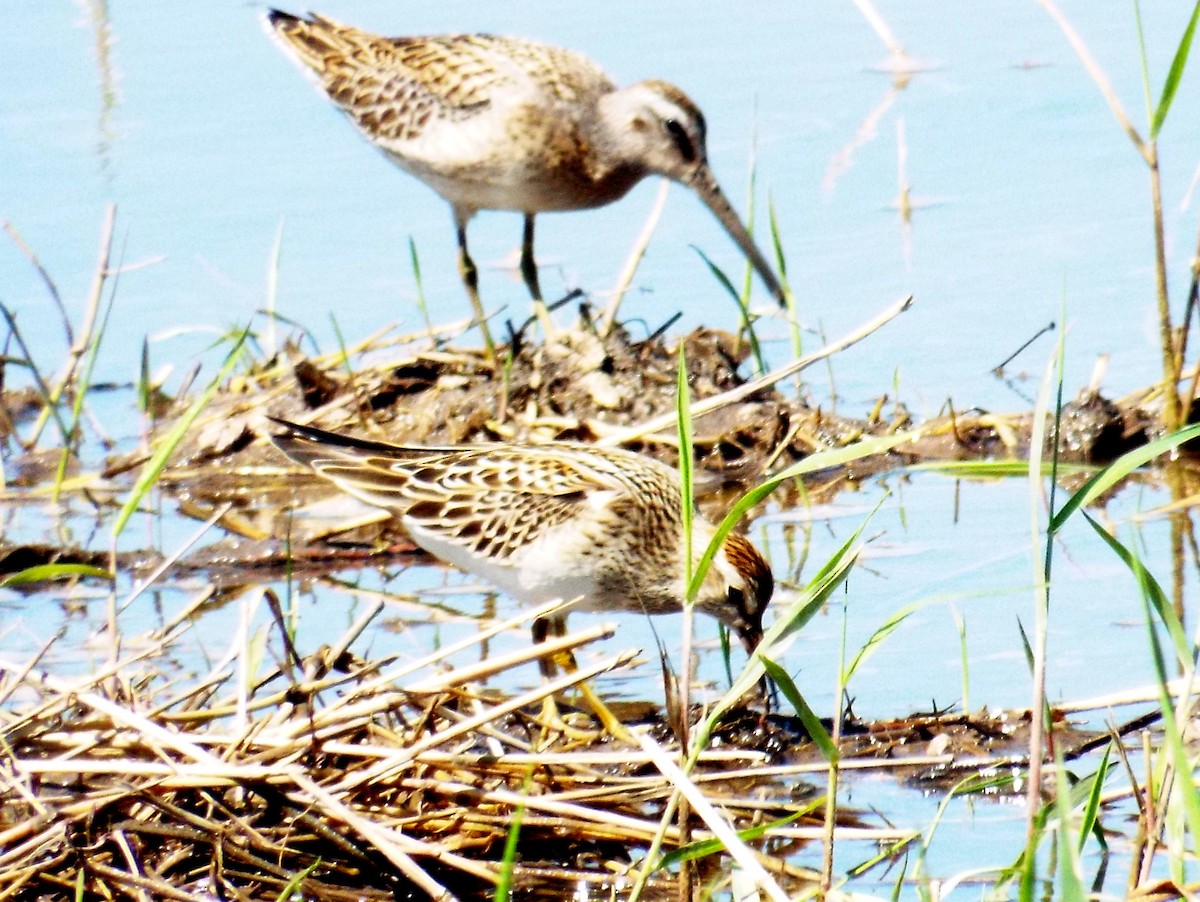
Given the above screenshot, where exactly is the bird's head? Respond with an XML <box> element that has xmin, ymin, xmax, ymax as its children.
<box><xmin>601</xmin><ymin>79</ymin><xmax>710</xmax><ymax>183</ymax></box>
<box><xmin>694</xmin><ymin>531</ymin><xmax>774</xmax><ymax>654</ymax></box>
<box><xmin>598</xmin><ymin>79</ymin><xmax>785</xmax><ymax>305</ymax></box>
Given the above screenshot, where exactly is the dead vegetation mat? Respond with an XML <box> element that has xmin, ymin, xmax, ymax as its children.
<box><xmin>1</xmin><ymin>627</ymin><xmax>834</xmax><ymax>900</ymax></box>
<box><xmin>0</xmin><ymin>320</ymin><xmax>1173</xmax><ymax>899</ymax></box>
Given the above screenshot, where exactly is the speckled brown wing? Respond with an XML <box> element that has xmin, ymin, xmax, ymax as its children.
<box><xmin>330</xmin><ymin>446</ymin><xmax>626</xmax><ymax>562</ymax></box>
<box><xmin>267</xmin><ymin>13</ymin><xmax>498</xmax><ymax>143</ymax></box>
<box><xmin>270</xmin><ymin>420</ymin><xmax>637</xmax><ymax>563</ymax></box>
<box><xmin>266</xmin><ymin>12</ymin><xmax>612</xmax><ymax>146</ymax></box>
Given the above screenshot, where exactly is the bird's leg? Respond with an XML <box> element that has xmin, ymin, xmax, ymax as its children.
<box><xmin>453</xmin><ymin>214</ymin><xmax>497</xmax><ymax>363</ymax></box>
<box><xmin>532</xmin><ymin>615</ymin><xmax>591</xmax><ymax>743</ymax></box>
<box><xmin>532</xmin><ymin>615</ymin><xmax>633</xmax><ymax>743</ymax></box>
<box><xmin>520</xmin><ymin>214</ymin><xmax>556</xmax><ymax>337</ymax></box>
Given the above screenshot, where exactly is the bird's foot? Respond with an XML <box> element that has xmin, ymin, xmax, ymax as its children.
<box><xmin>534</xmin><ymin>692</ymin><xmax>636</xmax><ymax>748</ymax></box>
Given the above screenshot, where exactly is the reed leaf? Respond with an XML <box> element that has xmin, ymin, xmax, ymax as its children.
<box><xmin>1151</xmin><ymin>1</ymin><xmax>1200</xmax><ymax>139</ymax></box>
<box><xmin>0</xmin><ymin>563</ymin><xmax>111</xmax><ymax>588</ymax></box>
<box><xmin>1049</xmin><ymin>421</ymin><xmax>1200</xmax><ymax>532</ymax></box>
<box><xmin>112</xmin><ymin>327</ymin><xmax>249</xmax><ymax>538</ymax></box>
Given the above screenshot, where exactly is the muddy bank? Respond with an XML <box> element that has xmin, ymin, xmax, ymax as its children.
<box><xmin>0</xmin><ymin>317</ymin><xmax>1170</xmax><ymax>584</ymax></box>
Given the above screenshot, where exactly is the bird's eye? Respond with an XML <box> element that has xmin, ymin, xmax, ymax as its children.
<box><xmin>663</xmin><ymin>117</ymin><xmax>696</xmax><ymax>163</ymax></box>
<box><xmin>727</xmin><ymin>585</ymin><xmax>748</xmax><ymax>613</ymax></box>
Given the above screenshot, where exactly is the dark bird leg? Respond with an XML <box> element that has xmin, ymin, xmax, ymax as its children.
<box><xmin>520</xmin><ymin>213</ymin><xmax>556</xmax><ymax>335</ymax></box>
<box><xmin>453</xmin><ymin>208</ymin><xmax>496</xmax><ymax>362</ymax></box>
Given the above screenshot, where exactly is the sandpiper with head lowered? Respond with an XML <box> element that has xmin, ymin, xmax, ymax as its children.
<box><xmin>263</xmin><ymin>11</ymin><xmax>786</xmax><ymax>345</ymax></box>
<box><xmin>268</xmin><ymin>417</ymin><xmax>774</xmax><ymax>737</ymax></box>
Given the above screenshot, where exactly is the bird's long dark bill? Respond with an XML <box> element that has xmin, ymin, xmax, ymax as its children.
<box><xmin>689</xmin><ymin>166</ymin><xmax>786</xmax><ymax>307</ymax></box>
<box><xmin>737</xmin><ymin>624</ymin><xmax>762</xmax><ymax>656</ymax></box>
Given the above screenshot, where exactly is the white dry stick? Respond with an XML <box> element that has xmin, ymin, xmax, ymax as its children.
<box><xmin>637</xmin><ymin>732</ymin><xmax>792</xmax><ymax>902</ymax></box>
<box><xmin>289</xmin><ymin>771</ymin><xmax>469</xmax><ymax>900</ymax></box>
<box><xmin>599</xmin><ymin>294</ymin><xmax>913</xmax><ymax>446</ymax></box>
<box><xmin>333</xmin><ymin>649</ymin><xmax>638</xmax><ymax>792</ymax></box>
<box><xmin>853</xmin><ymin>0</ymin><xmax>907</xmax><ymax>58</ymax></box>
<box><xmin>599</xmin><ymin>179</ymin><xmax>671</xmax><ymax>336</ymax></box>
<box><xmin>1035</xmin><ymin>0</ymin><xmax>1149</xmax><ymax>161</ymax></box>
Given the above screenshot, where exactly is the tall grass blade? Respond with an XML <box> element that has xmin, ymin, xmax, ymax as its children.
<box><xmin>493</xmin><ymin>769</ymin><xmax>532</xmax><ymax>902</ymax></box>
<box><xmin>0</xmin><ymin>302</ymin><xmax>72</xmax><ymax>445</ymax></box>
<box><xmin>138</xmin><ymin>338</ymin><xmax>152</xmax><ymax>415</ymax></box>
<box><xmin>1083</xmin><ymin>514</ymin><xmax>1189</xmax><ymax>665</ymax></box>
<box><xmin>0</xmin><ymin>563</ymin><xmax>112</xmax><ymax>588</ymax></box>
<box><xmin>675</xmin><ymin>344</ymin><xmax>697</xmax><ymax>754</ymax></box>
<box><xmin>761</xmin><ymin>655</ymin><xmax>837</xmax><ymax>760</ymax></box>
<box><xmin>953</xmin><ymin>606</ymin><xmax>970</xmax><ymax>714</ymax></box>
<box><xmin>1142</xmin><ymin>616</ymin><xmax>1200</xmax><ymax>852</ymax></box>
<box><xmin>691</xmin><ymin>245</ymin><xmax>766</xmax><ymax>374</ymax></box>
<box><xmin>112</xmin><ymin>327</ymin><xmax>250</xmax><ymax>538</ymax></box>
<box><xmin>1151</xmin><ymin>1</ymin><xmax>1200</xmax><ymax>139</ymax></box>
<box><xmin>688</xmin><ymin>431</ymin><xmax>914</xmax><ymax>602</ymax></box>
<box><xmin>768</xmin><ymin>195</ymin><xmax>803</xmax><ymax>373</ymax></box>
<box><xmin>689</xmin><ymin>506</ymin><xmax>876</xmax><ymax>758</ymax></box>
<box><xmin>1053</xmin><ymin>753</ymin><xmax>1088</xmax><ymax>901</ymax></box>
<box><xmin>265</xmin><ymin>218</ymin><xmax>284</xmax><ymax>358</ymax></box>
<box><xmin>1078</xmin><ymin>497</ymin><xmax>1200</xmax><ymax>879</ymax></box>
<box><xmin>1077</xmin><ymin>743</ymin><xmax>1112</xmax><ymax>854</ymax></box>
<box><xmin>56</xmin><ymin>267</ymin><xmax>120</xmax><ymax>496</ymax></box>
<box><xmin>408</xmin><ymin>236</ymin><xmax>436</xmax><ymax>340</ymax></box>
<box><xmin>842</xmin><ymin>599</ymin><xmax>924</xmax><ymax>684</ymax></box>
<box><xmin>913</xmin><ymin>773</ymin><xmax>1017</xmax><ymax>894</ymax></box>
<box><xmin>1049</xmin><ymin>421</ymin><xmax>1200</xmax><ymax>532</ymax></box>
<box><xmin>676</xmin><ymin>346</ymin><xmax>695</xmax><ymax>592</ymax></box>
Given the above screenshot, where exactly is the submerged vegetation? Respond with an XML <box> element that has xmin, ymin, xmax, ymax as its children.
<box><xmin>3</xmin><ymin>2</ymin><xmax>1200</xmax><ymax>900</ymax></box>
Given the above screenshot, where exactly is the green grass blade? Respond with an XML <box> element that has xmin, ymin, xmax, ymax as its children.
<box><xmin>688</xmin><ymin>431</ymin><xmax>914</xmax><ymax>602</ymax></box>
<box><xmin>0</xmin><ymin>563</ymin><xmax>112</xmax><ymax>588</ymax></box>
<box><xmin>913</xmin><ymin>773</ymin><xmax>1017</xmax><ymax>891</ymax></box>
<box><xmin>112</xmin><ymin>327</ymin><xmax>250</xmax><ymax>538</ymax></box>
<box><xmin>56</xmin><ymin>275</ymin><xmax>119</xmax><ymax>497</ymax></box>
<box><xmin>0</xmin><ymin>301</ymin><xmax>72</xmax><ymax>446</ymax></box>
<box><xmin>767</xmin><ymin>195</ymin><xmax>788</xmax><ymax>285</ymax></box>
<box><xmin>409</xmin><ymin>236</ymin><xmax>436</xmax><ymax>338</ymax></box>
<box><xmin>1049</xmin><ymin>421</ymin><xmax>1200</xmax><ymax>533</ymax></box>
<box><xmin>768</xmin><ymin>194</ymin><xmax>801</xmax><ymax>364</ymax></box>
<box><xmin>691</xmin><ymin>245</ymin><xmax>766</xmax><ymax>374</ymax></box>
<box><xmin>1083</xmin><ymin>514</ymin><xmax>1189</xmax><ymax>665</ymax></box>
<box><xmin>842</xmin><ymin>599</ymin><xmax>925</xmax><ymax>684</ymax></box>
<box><xmin>677</xmin><ymin>345</ymin><xmax>695</xmax><ymax>592</ymax></box>
<box><xmin>494</xmin><ymin>770</ymin><xmax>532</xmax><ymax>902</ymax></box>
<box><xmin>273</xmin><ymin>859</ymin><xmax>320</xmax><ymax>902</ymax></box>
<box><xmin>689</xmin><ymin>506</ymin><xmax>875</xmax><ymax>757</ymax></box>
<box><xmin>1017</xmin><ymin>617</ymin><xmax>1035</xmax><ymax>672</ymax></box>
<box><xmin>1076</xmin><ymin>743</ymin><xmax>1111</xmax><ymax>854</ymax></box>
<box><xmin>1053</xmin><ymin>753</ymin><xmax>1088</xmax><ymax>901</ymax></box>
<box><xmin>1151</xmin><ymin>0</ymin><xmax>1200</xmax><ymax>138</ymax></box>
<box><xmin>761</xmin><ymin>655</ymin><xmax>838</xmax><ymax>761</ymax></box>
<box><xmin>910</xmin><ymin>460</ymin><xmax>1094</xmax><ymax>479</ymax></box>
<box><xmin>138</xmin><ymin>338</ymin><xmax>152</xmax><ymax>415</ymax></box>
<box><xmin>328</xmin><ymin>314</ymin><xmax>353</xmax><ymax>376</ymax></box>
<box><xmin>953</xmin><ymin>606</ymin><xmax>970</xmax><ymax>714</ymax></box>
<box><xmin>1135</xmin><ymin>563</ymin><xmax>1200</xmax><ymax>844</ymax></box>
<box><xmin>657</xmin><ymin>808</ymin><xmax>812</xmax><ymax>870</ymax></box>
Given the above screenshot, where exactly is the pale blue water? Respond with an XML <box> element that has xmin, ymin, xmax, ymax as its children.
<box><xmin>2</xmin><ymin>2</ymin><xmax>1197</xmax><ymax>896</ymax></box>
<box><xmin>2</xmin><ymin>2</ymin><xmax>1198</xmax><ymax>418</ymax></box>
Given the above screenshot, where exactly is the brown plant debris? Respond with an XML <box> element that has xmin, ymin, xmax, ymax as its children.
<box><xmin>0</xmin><ymin>607</ymin><xmax>832</xmax><ymax>901</ymax></box>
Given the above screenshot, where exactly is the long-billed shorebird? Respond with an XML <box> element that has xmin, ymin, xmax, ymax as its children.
<box><xmin>264</xmin><ymin>11</ymin><xmax>786</xmax><ymax>347</ymax></box>
<box><xmin>269</xmin><ymin>417</ymin><xmax>773</xmax><ymax>736</ymax></box>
